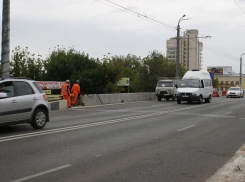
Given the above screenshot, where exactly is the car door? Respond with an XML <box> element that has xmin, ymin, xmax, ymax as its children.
<box><xmin>0</xmin><ymin>81</ymin><xmax>18</xmax><ymax>123</ymax></box>
<box><xmin>14</xmin><ymin>81</ymin><xmax>36</xmax><ymax>121</ymax></box>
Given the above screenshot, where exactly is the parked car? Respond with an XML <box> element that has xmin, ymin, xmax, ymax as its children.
<box><xmin>226</xmin><ymin>87</ymin><xmax>244</xmax><ymax>98</ymax></box>
<box><xmin>0</xmin><ymin>77</ymin><xmax>49</xmax><ymax>129</ymax></box>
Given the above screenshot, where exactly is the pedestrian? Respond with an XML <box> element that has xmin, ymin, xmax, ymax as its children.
<box><xmin>61</xmin><ymin>80</ymin><xmax>72</xmax><ymax>108</ymax></box>
<box><xmin>71</xmin><ymin>80</ymin><xmax>81</xmax><ymax>106</ymax></box>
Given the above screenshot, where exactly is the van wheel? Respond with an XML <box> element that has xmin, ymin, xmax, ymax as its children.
<box><xmin>198</xmin><ymin>96</ymin><xmax>203</xmax><ymax>104</ymax></box>
<box><xmin>205</xmin><ymin>95</ymin><xmax>211</xmax><ymax>103</ymax></box>
<box><xmin>177</xmin><ymin>100</ymin><xmax>181</xmax><ymax>104</ymax></box>
<box><xmin>158</xmin><ymin>96</ymin><xmax>161</xmax><ymax>101</ymax></box>
<box><xmin>31</xmin><ymin>109</ymin><xmax>47</xmax><ymax>129</ymax></box>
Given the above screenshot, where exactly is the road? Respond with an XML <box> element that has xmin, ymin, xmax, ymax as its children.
<box><xmin>1</xmin><ymin>97</ymin><xmax>245</xmax><ymax>182</ymax></box>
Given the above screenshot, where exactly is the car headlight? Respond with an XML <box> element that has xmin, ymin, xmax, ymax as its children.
<box><xmin>192</xmin><ymin>91</ymin><xmax>197</xmax><ymax>96</ymax></box>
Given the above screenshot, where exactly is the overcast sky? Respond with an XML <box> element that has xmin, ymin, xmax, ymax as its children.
<box><xmin>5</xmin><ymin>0</ymin><xmax>245</xmax><ymax>73</ymax></box>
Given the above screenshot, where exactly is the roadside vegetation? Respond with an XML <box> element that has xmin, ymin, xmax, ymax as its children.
<box><xmin>3</xmin><ymin>46</ymin><xmax>188</xmax><ymax>94</ymax></box>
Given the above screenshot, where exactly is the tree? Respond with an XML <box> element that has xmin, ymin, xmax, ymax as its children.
<box><xmin>213</xmin><ymin>77</ymin><xmax>219</xmax><ymax>88</ymax></box>
<box><xmin>10</xmin><ymin>46</ymin><xmax>45</xmax><ymax>80</ymax></box>
<box><xmin>133</xmin><ymin>50</ymin><xmax>188</xmax><ymax>92</ymax></box>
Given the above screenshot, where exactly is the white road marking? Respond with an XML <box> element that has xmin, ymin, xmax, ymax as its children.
<box><xmin>11</xmin><ymin>164</ymin><xmax>71</xmax><ymax>182</ymax></box>
<box><xmin>0</xmin><ymin>100</ymin><xmax>235</xmax><ymax>143</ymax></box>
<box><xmin>225</xmin><ymin>112</ymin><xmax>231</xmax><ymax>115</ymax></box>
<box><xmin>177</xmin><ymin>125</ymin><xmax>196</xmax><ymax>132</ymax></box>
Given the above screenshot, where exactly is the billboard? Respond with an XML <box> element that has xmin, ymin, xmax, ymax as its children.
<box><xmin>117</xmin><ymin>78</ymin><xmax>130</xmax><ymax>86</ymax></box>
<box><xmin>223</xmin><ymin>66</ymin><xmax>232</xmax><ymax>75</ymax></box>
<box><xmin>36</xmin><ymin>81</ymin><xmax>65</xmax><ymax>89</ymax></box>
<box><xmin>207</xmin><ymin>66</ymin><xmax>232</xmax><ymax>75</ymax></box>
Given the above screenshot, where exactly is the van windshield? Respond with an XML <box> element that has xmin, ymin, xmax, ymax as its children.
<box><xmin>157</xmin><ymin>82</ymin><xmax>173</xmax><ymax>87</ymax></box>
<box><xmin>179</xmin><ymin>79</ymin><xmax>200</xmax><ymax>88</ymax></box>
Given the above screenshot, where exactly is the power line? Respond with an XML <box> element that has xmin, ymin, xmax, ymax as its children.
<box><xmin>233</xmin><ymin>0</ymin><xmax>245</xmax><ymax>14</ymax></box>
<box><xmin>238</xmin><ymin>0</ymin><xmax>245</xmax><ymax>9</ymax></box>
<box><xmin>97</xmin><ymin>0</ymin><xmax>239</xmax><ymax>66</ymax></box>
<box><xmin>97</xmin><ymin>0</ymin><xmax>176</xmax><ymax>32</ymax></box>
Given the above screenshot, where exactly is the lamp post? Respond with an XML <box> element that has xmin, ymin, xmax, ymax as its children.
<box><xmin>175</xmin><ymin>15</ymin><xmax>188</xmax><ymax>80</ymax></box>
<box><xmin>240</xmin><ymin>53</ymin><xmax>245</xmax><ymax>87</ymax></box>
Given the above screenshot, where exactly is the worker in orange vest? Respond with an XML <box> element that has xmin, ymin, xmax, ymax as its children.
<box><xmin>61</xmin><ymin>80</ymin><xmax>71</xmax><ymax>108</ymax></box>
<box><xmin>71</xmin><ymin>80</ymin><xmax>81</xmax><ymax>106</ymax></box>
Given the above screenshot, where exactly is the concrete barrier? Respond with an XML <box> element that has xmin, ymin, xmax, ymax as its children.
<box><xmin>82</xmin><ymin>92</ymin><xmax>156</xmax><ymax>106</ymax></box>
<box><xmin>48</xmin><ymin>92</ymin><xmax>156</xmax><ymax>110</ymax></box>
<box><xmin>48</xmin><ymin>100</ymin><xmax>67</xmax><ymax>111</ymax></box>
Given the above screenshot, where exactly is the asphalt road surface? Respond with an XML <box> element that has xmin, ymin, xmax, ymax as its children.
<box><xmin>1</xmin><ymin>97</ymin><xmax>245</xmax><ymax>182</ymax></box>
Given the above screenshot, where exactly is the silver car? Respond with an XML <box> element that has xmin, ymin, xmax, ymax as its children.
<box><xmin>0</xmin><ymin>77</ymin><xmax>49</xmax><ymax>129</ymax></box>
<box><xmin>226</xmin><ymin>87</ymin><xmax>244</xmax><ymax>98</ymax></box>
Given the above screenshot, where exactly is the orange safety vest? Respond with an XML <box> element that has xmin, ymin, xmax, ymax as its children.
<box><xmin>71</xmin><ymin>83</ymin><xmax>80</xmax><ymax>95</ymax></box>
<box><xmin>61</xmin><ymin>83</ymin><xmax>69</xmax><ymax>96</ymax></box>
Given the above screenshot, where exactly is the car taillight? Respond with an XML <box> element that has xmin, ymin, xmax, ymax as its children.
<box><xmin>43</xmin><ymin>94</ymin><xmax>47</xmax><ymax>101</ymax></box>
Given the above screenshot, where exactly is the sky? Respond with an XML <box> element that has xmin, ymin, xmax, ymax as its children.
<box><xmin>4</xmin><ymin>0</ymin><xmax>245</xmax><ymax>73</ymax></box>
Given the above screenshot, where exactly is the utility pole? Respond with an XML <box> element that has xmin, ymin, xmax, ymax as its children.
<box><xmin>176</xmin><ymin>15</ymin><xmax>188</xmax><ymax>80</ymax></box>
<box><xmin>240</xmin><ymin>53</ymin><xmax>245</xmax><ymax>87</ymax></box>
<box><xmin>1</xmin><ymin>0</ymin><xmax>10</xmax><ymax>78</ymax></box>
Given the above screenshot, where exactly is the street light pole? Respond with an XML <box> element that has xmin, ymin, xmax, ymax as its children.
<box><xmin>1</xmin><ymin>0</ymin><xmax>10</xmax><ymax>78</ymax></box>
<box><xmin>240</xmin><ymin>53</ymin><xmax>245</xmax><ymax>87</ymax></box>
<box><xmin>175</xmin><ymin>15</ymin><xmax>187</xmax><ymax>80</ymax></box>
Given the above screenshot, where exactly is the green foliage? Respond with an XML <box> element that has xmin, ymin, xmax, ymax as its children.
<box><xmin>132</xmin><ymin>51</ymin><xmax>188</xmax><ymax>92</ymax></box>
<box><xmin>213</xmin><ymin>77</ymin><xmax>219</xmax><ymax>88</ymax></box>
<box><xmin>9</xmin><ymin>46</ymin><xmax>188</xmax><ymax>94</ymax></box>
<box><xmin>10</xmin><ymin>46</ymin><xmax>45</xmax><ymax>80</ymax></box>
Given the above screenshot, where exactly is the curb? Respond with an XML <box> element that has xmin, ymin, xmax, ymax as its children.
<box><xmin>206</xmin><ymin>144</ymin><xmax>245</xmax><ymax>182</ymax></box>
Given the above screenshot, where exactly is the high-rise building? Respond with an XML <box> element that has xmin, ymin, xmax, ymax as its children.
<box><xmin>166</xmin><ymin>29</ymin><xmax>203</xmax><ymax>71</ymax></box>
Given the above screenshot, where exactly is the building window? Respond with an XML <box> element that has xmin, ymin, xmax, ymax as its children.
<box><xmin>231</xmin><ymin>81</ymin><xmax>234</xmax><ymax>86</ymax></box>
<box><xmin>220</xmin><ymin>81</ymin><xmax>224</xmax><ymax>85</ymax></box>
<box><xmin>225</xmin><ymin>81</ymin><xmax>229</xmax><ymax>85</ymax></box>
<box><xmin>236</xmin><ymin>81</ymin><xmax>239</xmax><ymax>85</ymax></box>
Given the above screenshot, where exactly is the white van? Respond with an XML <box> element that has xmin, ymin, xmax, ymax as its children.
<box><xmin>176</xmin><ymin>70</ymin><xmax>213</xmax><ymax>104</ymax></box>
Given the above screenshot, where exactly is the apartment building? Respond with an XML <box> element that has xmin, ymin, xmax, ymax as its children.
<box><xmin>166</xmin><ymin>29</ymin><xmax>203</xmax><ymax>71</ymax></box>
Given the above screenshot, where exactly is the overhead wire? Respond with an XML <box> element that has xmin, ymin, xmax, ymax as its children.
<box><xmin>96</xmin><ymin>0</ymin><xmax>240</xmax><ymax>67</ymax></box>
<box><xmin>233</xmin><ymin>0</ymin><xmax>245</xmax><ymax>14</ymax></box>
<box><xmin>97</xmin><ymin>0</ymin><xmax>176</xmax><ymax>32</ymax></box>
<box><xmin>238</xmin><ymin>0</ymin><xmax>245</xmax><ymax>9</ymax></box>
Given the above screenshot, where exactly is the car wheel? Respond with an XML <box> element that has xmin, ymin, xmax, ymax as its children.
<box><xmin>198</xmin><ymin>96</ymin><xmax>203</xmax><ymax>104</ymax></box>
<box><xmin>205</xmin><ymin>95</ymin><xmax>211</xmax><ymax>103</ymax></box>
<box><xmin>177</xmin><ymin>99</ymin><xmax>181</xmax><ymax>104</ymax></box>
<box><xmin>158</xmin><ymin>95</ymin><xmax>161</xmax><ymax>101</ymax></box>
<box><xmin>31</xmin><ymin>109</ymin><xmax>47</xmax><ymax>129</ymax></box>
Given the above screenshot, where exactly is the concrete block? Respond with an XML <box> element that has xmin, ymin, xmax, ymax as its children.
<box><xmin>50</xmin><ymin>101</ymin><xmax>59</xmax><ymax>111</ymax></box>
<box><xmin>59</xmin><ymin>100</ymin><xmax>67</xmax><ymax>110</ymax></box>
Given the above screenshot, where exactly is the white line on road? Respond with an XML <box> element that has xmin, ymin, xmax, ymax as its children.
<box><xmin>0</xmin><ymin>101</ymin><xmax>228</xmax><ymax>143</ymax></box>
<box><xmin>177</xmin><ymin>125</ymin><xmax>196</xmax><ymax>132</ymax></box>
<box><xmin>10</xmin><ymin>164</ymin><xmax>71</xmax><ymax>182</ymax></box>
<box><xmin>225</xmin><ymin>112</ymin><xmax>231</xmax><ymax>115</ymax></box>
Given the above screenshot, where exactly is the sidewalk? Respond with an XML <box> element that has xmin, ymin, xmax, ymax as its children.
<box><xmin>206</xmin><ymin>144</ymin><xmax>245</xmax><ymax>182</ymax></box>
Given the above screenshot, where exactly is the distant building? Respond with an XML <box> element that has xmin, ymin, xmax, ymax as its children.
<box><xmin>166</xmin><ymin>29</ymin><xmax>203</xmax><ymax>71</ymax></box>
<box><xmin>207</xmin><ymin>66</ymin><xmax>245</xmax><ymax>90</ymax></box>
